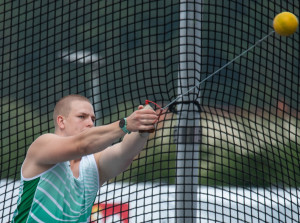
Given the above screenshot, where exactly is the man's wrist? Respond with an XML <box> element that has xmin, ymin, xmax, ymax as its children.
<box><xmin>139</xmin><ymin>131</ymin><xmax>150</xmax><ymax>138</ymax></box>
<box><xmin>119</xmin><ymin>118</ymin><xmax>131</xmax><ymax>134</ymax></box>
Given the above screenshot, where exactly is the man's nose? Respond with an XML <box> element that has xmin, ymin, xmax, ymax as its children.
<box><xmin>87</xmin><ymin>118</ymin><xmax>94</xmax><ymax>127</ymax></box>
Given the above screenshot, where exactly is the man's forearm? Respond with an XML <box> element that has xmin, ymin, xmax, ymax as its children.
<box><xmin>120</xmin><ymin>132</ymin><xmax>150</xmax><ymax>161</ymax></box>
<box><xmin>78</xmin><ymin>121</ymin><xmax>126</xmax><ymax>155</ymax></box>
<box><xmin>96</xmin><ymin>131</ymin><xmax>150</xmax><ymax>185</ymax></box>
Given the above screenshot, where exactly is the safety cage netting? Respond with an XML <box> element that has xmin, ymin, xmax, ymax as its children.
<box><xmin>1</xmin><ymin>0</ymin><xmax>300</xmax><ymax>222</ymax></box>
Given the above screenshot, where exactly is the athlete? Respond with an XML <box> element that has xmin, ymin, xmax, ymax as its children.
<box><xmin>12</xmin><ymin>94</ymin><xmax>158</xmax><ymax>222</ymax></box>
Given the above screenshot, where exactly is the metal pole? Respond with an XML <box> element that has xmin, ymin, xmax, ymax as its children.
<box><xmin>91</xmin><ymin>62</ymin><xmax>102</xmax><ymax>123</ymax></box>
<box><xmin>176</xmin><ymin>1</ymin><xmax>201</xmax><ymax>222</ymax></box>
<box><xmin>60</xmin><ymin>50</ymin><xmax>103</xmax><ymax>121</ymax></box>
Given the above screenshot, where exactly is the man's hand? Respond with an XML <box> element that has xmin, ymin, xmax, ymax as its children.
<box><xmin>126</xmin><ymin>105</ymin><xmax>158</xmax><ymax>133</ymax></box>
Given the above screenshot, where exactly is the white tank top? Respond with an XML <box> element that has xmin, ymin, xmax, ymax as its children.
<box><xmin>12</xmin><ymin>155</ymin><xmax>99</xmax><ymax>222</ymax></box>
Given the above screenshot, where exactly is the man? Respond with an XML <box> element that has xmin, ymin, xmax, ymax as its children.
<box><xmin>12</xmin><ymin>94</ymin><xmax>158</xmax><ymax>222</ymax></box>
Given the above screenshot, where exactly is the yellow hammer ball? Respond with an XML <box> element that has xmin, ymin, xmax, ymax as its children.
<box><xmin>273</xmin><ymin>12</ymin><xmax>299</xmax><ymax>36</ymax></box>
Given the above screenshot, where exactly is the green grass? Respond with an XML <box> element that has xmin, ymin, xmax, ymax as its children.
<box><xmin>200</xmin><ymin>142</ymin><xmax>300</xmax><ymax>187</ymax></box>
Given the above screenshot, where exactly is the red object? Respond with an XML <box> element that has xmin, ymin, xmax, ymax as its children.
<box><xmin>145</xmin><ymin>100</ymin><xmax>161</xmax><ymax>109</ymax></box>
<box><xmin>90</xmin><ymin>202</ymin><xmax>129</xmax><ymax>223</ymax></box>
<box><xmin>144</xmin><ymin>100</ymin><xmax>164</xmax><ymax>118</ymax></box>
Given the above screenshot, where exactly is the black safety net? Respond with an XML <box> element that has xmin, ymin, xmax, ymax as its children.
<box><xmin>1</xmin><ymin>0</ymin><xmax>299</xmax><ymax>222</ymax></box>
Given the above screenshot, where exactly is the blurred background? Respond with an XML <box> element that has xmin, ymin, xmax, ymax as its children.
<box><xmin>1</xmin><ymin>0</ymin><xmax>300</xmax><ymax>222</ymax></box>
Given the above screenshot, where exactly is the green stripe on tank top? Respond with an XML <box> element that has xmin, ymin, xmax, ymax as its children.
<box><xmin>13</xmin><ymin>177</ymin><xmax>40</xmax><ymax>223</ymax></box>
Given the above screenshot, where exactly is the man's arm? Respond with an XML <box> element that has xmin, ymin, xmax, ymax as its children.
<box><xmin>22</xmin><ymin>122</ymin><xmax>126</xmax><ymax>178</ymax></box>
<box><xmin>26</xmin><ymin>122</ymin><xmax>124</xmax><ymax>165</ymax></box>
<box><xmin>22</xmin><ymin>107</ymin><xmax>158</xmax><ymax>178</ymax></box>
<box><xmin>95</xmin><ymin>131</ymin><xmax>150</xmax><ymax>186</ymax></box>
<box><xmin>95</xmin><ymin>105</ymin><xmax>157</xmax><ymax>186</ymax></box>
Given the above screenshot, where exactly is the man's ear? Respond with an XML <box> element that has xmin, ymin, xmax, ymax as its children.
<box><xmin>57</xmin><ymin>115</ymin><xmax>65</xmax><ymax>129</ymax></box>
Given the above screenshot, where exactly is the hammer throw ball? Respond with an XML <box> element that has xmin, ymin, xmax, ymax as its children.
<box><xmin>273</xmin><ymin>12</ymin><xmax>298</xmax><ymax>36</ymax></box>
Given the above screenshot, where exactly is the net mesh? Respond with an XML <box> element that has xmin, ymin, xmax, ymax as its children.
<box><xmin>1</xmin><ymin>0</ymin><xmax>300</xmax><ymax>222</ymax></box>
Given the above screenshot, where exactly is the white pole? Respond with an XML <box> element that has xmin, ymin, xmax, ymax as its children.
<box><xmin>176</xmin><ymin>0</ymin><xmax>201</xmax><ymax>222</ymax></box>
<box><xmin>60</xmin><ymin>50</ymin><xmax>104</xmax><ymax>121</ymax></box>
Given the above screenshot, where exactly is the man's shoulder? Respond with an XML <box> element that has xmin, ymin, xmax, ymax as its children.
<box><xmin>31</xmin><ymin>133</ymin><xmax>60</xmax><ymax>146</ymax></box>
<box><xmin>22</xmin><ymin>133</ymin><xmax>59</xmax><ymax>178</ymax></box>
<box><xmin>36</xmin><ymin>133</ymin><xmax>58</xmax><ymax>140</ymax></box>
<box><xmin>26</xmin><ymin>133</ymin><xmax>62</xmax><ymax>161</ymax></box>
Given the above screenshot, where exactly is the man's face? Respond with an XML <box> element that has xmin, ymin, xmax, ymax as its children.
<box><xmin>63</xmin><ymin>100</ymin><xmax>95</xmax><ymax>136</ymax></box>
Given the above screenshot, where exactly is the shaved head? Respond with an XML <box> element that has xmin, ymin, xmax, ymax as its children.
<box><xmin>53</xmin><ymin>95</ymin><xmax>91</xmax><ymax>129</ymax></box>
